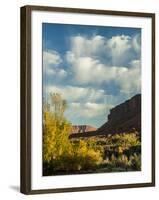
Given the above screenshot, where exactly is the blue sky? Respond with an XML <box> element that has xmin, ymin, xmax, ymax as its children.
<box><xmin>42</xmin><ymin>23</ymin><xmax>141</xmax><ymax>128</ymax></box>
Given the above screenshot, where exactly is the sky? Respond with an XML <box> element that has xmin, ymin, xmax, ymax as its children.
<box><xmin>42</xmin><ymin>23</ymin><xmax>141</xmax><ymax>128</ymax></box>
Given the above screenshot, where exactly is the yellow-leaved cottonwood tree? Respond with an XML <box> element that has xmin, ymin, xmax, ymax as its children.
<box><xmin>43</xmin><ymin>93</ymin><xmax>103</xmax><ymax>175</ymax></box>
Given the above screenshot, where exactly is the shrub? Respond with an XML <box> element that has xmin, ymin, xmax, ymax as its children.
<box><xmin>43</xmin><ymin>140</ymin><xmax>103</xmax><ymax>174</ymax></box>
<box><xmin>76</xmin><ymin>140</ymin><xmax>103</xmax><ymax>170</ymax></box>
<box><xmin>103</xmin><ymin>132</ymin><xmax>141</xmax><ymax>160</ymax></box>
<box><xmin>107</xmin><ymin>154</ymin><xmax>129</xmax><ymax>169</ymax></box>
<box><xmin>115</xmin><ymin>155</ymin><xmax>130</xmax><ymax>169</ymax></box>
<box><xmin>129</xmin><ymin>153</ymin><xmax>141</xmax><ymax>170</ymax></box>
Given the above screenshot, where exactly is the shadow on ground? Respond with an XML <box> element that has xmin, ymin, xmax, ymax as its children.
<box><xmin>9</xmin><ymin>185</ymin><xmax>20</xmax><ymax>192</ymax></box>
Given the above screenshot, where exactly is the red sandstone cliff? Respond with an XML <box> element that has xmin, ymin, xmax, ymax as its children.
<box><xmin>70</xmin><ymin>94</ymin><xmax>141</xmax><ymax>139</ymax></box>
<box><xmin>98</xmin><ymin>94</ymin><xmax>141</xmax><ymax>134</ymax></box>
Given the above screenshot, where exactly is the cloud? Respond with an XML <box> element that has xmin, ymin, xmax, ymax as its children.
<box><xmin>43</xmin><ymin>32</ymin><xmax>141</xmax><ymax>127</ymax></box>
<box><xmin>44</xmin><ymin>84</ymin><xmax>115</xmax><ymax>127</ymax></box>
<box><xmin>66</xmin><ymin>55</ymin><xmax>127</xmax><ymax>84</ymax></box>
<box><xmin>66</xmin><ymin>102</ymin><xmax>109</xmax><ymax>118</ymax></box>
<box><xmin>66</xmin><ymin>34</ymin><xmax>141</xmax><ymax>95</ymax></box>
<box><xmin>69</xmin><ymin>35</ymin><xmax>106</xmax><ymax>58</ymax></box>
<box><xmin>65</xmin><ymin>101</ymin><xmax>112</xmax><ymax>127</ymax></box>
<box><xmin>116</xmin><ymin>59</ymin><xmax>141</xmax><ymax>94</ymax></box>
<box><xmin>129</xmin><ymin>59</ymin><xmax>141</xmax><ymax>69</ymax></box>
<box><xmin>43</xmin><ymin>50</ymin><xmax>67</xmax><ymax>78</ymax></box>
<box><xmin>43</xmin><ymin>50</ymin><xmax>62</xmax><ymax>67</ymax></box>
<box><xmin>132</xmin><ymin>34</ymin><xmax>141</xmax><ymax>54</ymax></box>
<box><xmin>66</xmin><ymin>54</ymin><xmax>140</xmax><ymax>94</ymax></box>
<box><xmin>106</xmin><ymin>35</ymin><xmax>133</xmax><ymax>66</ymax></box>
<box><xmin>45</xmin><ymin>85</ymin><xmax>114</xmax><ymax>126</ymax></box>
<box><xmin>45</xmin><ymin>85</ymin><xmax>106</xmax><ymax>103</ymax></box>
<box><xmin>67</xmin><ymin>34</ymin><xmax>141</xmax><ymax>66</ymax></box>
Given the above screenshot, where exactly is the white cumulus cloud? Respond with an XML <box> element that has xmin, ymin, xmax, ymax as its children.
<box><xmin>116</xmin><ymin>59</ymin><xmax>141</xmax><ymax>94</ymax></box>
<box><xmin>69</xmin><ymin>35</ymin><xmax>106</xmax><ymax>58</ymax></box>
<box><xmin>45</xmin><ymin>85</ymin><xmax>106</xmax><ymax>103</ymax></box>
<box><xmin>43</xmin><ymin>50</ymin><xmax>62</xmax><ymax>67</ymax></box>
<box><xmin>43</xmin><ymin>50</ymin><xmax>67</xmax><ymax>78</ymax></box>
<box><xmin>66</xmin><ymin>34</ymin><xmax>141</xmax><ymax>94</ymax></box>
<box><xmin>67</xmin><ymin>102</ymin><xmax>111</xmax><ymax>119</ymax></box>
<box><xmin>106</xmin><ymin>35</ymin><xmax>132</xmax><ymax>65</ymax></box>
<box><xmin>67</xmin><ymin>55</ymin><xmax>127</xmax><ymax>84</ymax></box>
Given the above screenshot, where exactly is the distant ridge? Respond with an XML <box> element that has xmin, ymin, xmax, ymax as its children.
<box><xmin>69</xmin><ymin>94</ymin><xmax>141</xmax><ymax>139</ymax></box>
<box><xmin>71</xmin><ymin>125</ymin><xmax>97</xmax><ymax>134</ymax></box>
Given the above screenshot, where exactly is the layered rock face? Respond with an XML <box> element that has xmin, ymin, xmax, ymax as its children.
<box><xmin>98</xmin><ymin>94</ymin><xmax>141</xmax><ymax>135</ymax></box>
<box><xmin>70</xmin><ymin>94</ymin><xmax>141</xmax><ymax>138</ymax></box>
<box><xmin>71</xmin><ymin>125</ymin><xmax>97</xmax><ymax>134</ymax></box>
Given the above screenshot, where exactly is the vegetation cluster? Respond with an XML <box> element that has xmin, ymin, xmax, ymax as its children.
<box><xmin>43</xmin><ymin>94</ymin><xmax>141</xmax><ymax>176</ymax></box>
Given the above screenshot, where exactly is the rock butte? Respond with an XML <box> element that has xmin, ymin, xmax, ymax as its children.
<box><xmin>69</xmin><ymin>94</ymin><xmax>141</xmax><ymax>139</ymax></box>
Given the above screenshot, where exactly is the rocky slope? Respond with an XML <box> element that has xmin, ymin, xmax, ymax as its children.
<box><xmin>70</xmin><ymin>94</ymin><xmax>141</xmax><ymax>138</ymax></box>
